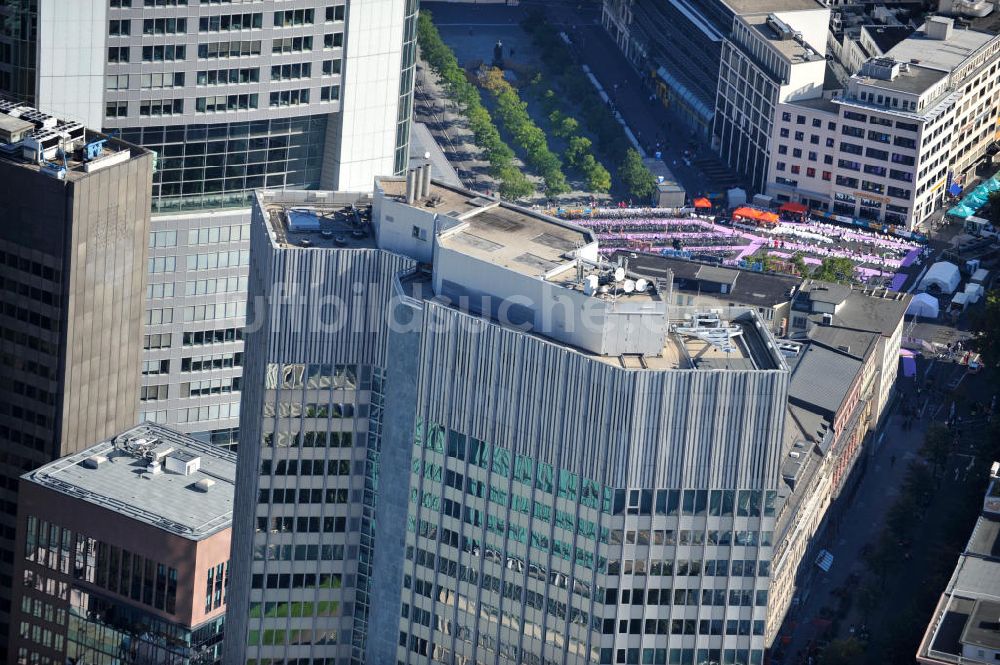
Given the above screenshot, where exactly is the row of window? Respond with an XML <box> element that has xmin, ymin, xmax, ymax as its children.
<box><xmin>183</xmin><ymin>327</ymin><xmax>242</xmax><ymax>346</ymax></box>
<box><xmin>256</xmin><ymin>488</ymin><xmax>349</xmax><ymax>504</ymax></box>
<box><xmin>108</xmin><ymin>10</ymin><xmax>345</xmax><ymax>35</ymax></box>
<box><xmin>109</xmin><ymin>44</ymin><xmax>189</xmax><ymax>63</ymax></box>
<box><xmin>264</xmin><ymin>362</ymin><xmax>363</xmax><ymax>390</ymax></box>
<box><xmin>23</xmin><ymin>515</ymin><xmax>180</xmax><ymax>614</ymax></box>
<box><xmin>181</xmin><ymin>351</ymin><xmax>243</xmax><ymax>372</ymax></box>
<box><xmin>182</xmin><ymin>376</ymin><xmax>241</xmax><ymax>397</ymax></box>
<box><xmin>187</xmin><ymin>249</ymin><xmax>249</xmax><ymax>270</ymax></box>
<box><xmin>261</xmin><ymin>430</ymin><xmax>354</xmax><ymax>448</ymax></box>
<box><xmin>252</xmin><ymin>544</ymin><xmax>345</xmax><ymax>563</ymax></box>
<box><xmin>255</xmin><ymin>514</ymin><xmax>349</xmax><ymax>539</ymax></box>
<box><xmin>197</xmin><ymin>93</ymin><xmax>259</xmax><ymax>113</ymax></box>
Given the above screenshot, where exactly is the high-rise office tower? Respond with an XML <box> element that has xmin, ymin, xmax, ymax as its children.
<box><xmin>0</xmin><ymin>0</ymin><xmax>419</xmax><ymax>446</ymax></box>
<box><xmin>0</xmin><ymin>0</ymin><xmax>417</xmax><ymax>202</ymax></box>
<box><xmin>7</xmin><ymin>423</ymin><xmax>235</xmax><ymax>665</ymax></box>
<box><xmin>0</xmin><ymin>101</ymin><xmax>153</xmax><ymax>653</ymax></box>
<box><xmin>226</xmin><ymin>172</ymin><xmax>790</xmax><ymax>665</ymax></box>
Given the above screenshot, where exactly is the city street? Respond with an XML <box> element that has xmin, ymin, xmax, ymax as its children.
<box><xmin>775</xmin><ymin>352</ymin><xmax>997</xmax><ymax>664</ymax></box>
<box><xmin>423</xmin><ymin>0</ymin><xmax>738</xmax><ymax>198</ymax></box>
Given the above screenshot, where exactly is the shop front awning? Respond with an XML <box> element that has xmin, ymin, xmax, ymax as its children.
<box><xmin>779</xmin><ymin>201</ymin><xmax>808</xmax><ymax>214</ymax></box>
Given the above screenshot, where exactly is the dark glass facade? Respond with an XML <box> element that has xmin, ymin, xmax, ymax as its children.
<box><xmin>0</xmin><ymin>0</ymin><xmax>38</xmax><ymax>103</ymax></box>
<box><xmin>119</xmin><ymin>116</ymin><xmax>329</xmax><ymax>213</ymax></box>
<box><xmin>67</xmin><ymin>591</ymin><xmax>224</xmax><ymax>665</ymax></box>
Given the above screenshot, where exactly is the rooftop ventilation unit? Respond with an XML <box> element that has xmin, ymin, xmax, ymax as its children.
<box><xmin>860</xmin><ymin>56</ymin><xmax>901</xmax><ymax>80</ymax></box>
<box><xmin>766</xmin><ymin>14</ymin><xmax>796</xmax><ymax>40</ymax></box>
<box><xmin>165</xmin><ymin>452</ymin><xmax>201</xmax><ymax>476</ymax></box>
<box><xmin>193</xmin><ymin>478</ymin><xmax>216</xmax><ymax>492</ymax></box>
<box><xmin>81</xmin><ymin>455</ymin><xmax>108</xmax><ymax>469</ymax></box>
<box><xmin>287</xmin><ymin>209</ymin><xmax>322</xmax><ymax>232</ymax></box>
<box><xmin>149</xmin><ymin>444</ymin><xmax>176</xmax><ymax>464</ymax></box>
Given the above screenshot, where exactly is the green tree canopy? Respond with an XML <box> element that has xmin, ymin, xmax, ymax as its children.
<box><xmin>812</xmin><ymin>256</ymin><xmax>858</xmax><ymax>284</ymax></box>
<box><xmin>620</xmin><ymin>148</ymin><xmax>655</xmax><ymax>201</ymax></box>
<box><xmin>987</xmin><ymin>190</ymin><xmax>1000</xmax><ymax>225</ymax></box>
<box><xmin>970</xmin><ymin>289</ymin><xmax>1000</xmax><ymax>368</ymax></box>
<box><xmin>821</xmin><ymin>638</ymin><xmax>865</xmax><ymax>665</ymax></box>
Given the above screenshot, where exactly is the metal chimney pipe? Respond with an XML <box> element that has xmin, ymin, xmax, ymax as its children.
<box><xmin>420</xmin><ymin>164</ymin><xmax>432</xmax><ymax>201</ymax></box>
<box><xmin>406</xmin><ymin>169</ymin><xmax>416</xmax><ymax>205</ymax></box>
<box><xmin>413</xmin><ymin>166</ymin><xmax>424</xmax><ymax>201</ymax></box>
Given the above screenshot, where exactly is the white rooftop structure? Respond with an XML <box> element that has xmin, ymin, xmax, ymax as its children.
<box><xmin>24</xmin><ymin>423</ymin><xmax>235</xmax><ymax>540</ymax></box>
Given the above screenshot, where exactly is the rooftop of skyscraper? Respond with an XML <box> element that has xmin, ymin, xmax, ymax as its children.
<box><xmin>23</xmin><ymin>423</ymin><xmax>235</xmax><ymax>540</ymax></box>
<box><xmin>252</xmin><ymin>175</ymin><xmax>788</xmax><ymax>371</ymax></box>
<box><xmin>0</xmin><ymin>99</ymin><xmax>148</xmax><ymax>182</ymax></box>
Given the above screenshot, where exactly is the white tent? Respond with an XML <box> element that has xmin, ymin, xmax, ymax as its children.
<box><xmin>951</xmin><ymin>291</ymin><xmax>970</xmax><ymax>310</ymax></box>
<box><xmin>919</xmin><ymin>261</ymin><xmax>961</xmax><ymax>294</ymax></box>
<box><xmin>965</xmin><ymin>282</ymin><xmax>984</xmax><ymax>304</ymax></box>
<box><xmin>906</xmin><ymin>292</ymin><xmax>939</xmax><ymax>318</ymax></box>
<box><xmin>727</xmin><ymin>187</ymin><xmax>747</xmax><ymax>208</ymax></box>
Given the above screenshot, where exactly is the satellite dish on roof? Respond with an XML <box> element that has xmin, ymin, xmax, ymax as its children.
<box><xmin>635</xmin><ymin>278</ymin><xmax>648</xmax><ymax>292</ymax></box>
<box><xmin>613</xmin><ymin>267</ymin><xmax>625</xmax><ymax>282</ymax></box>
<box><xmin>623</xmin><ymin>279</ymin><xmax>635</xmax><ymax>293</ymax></box>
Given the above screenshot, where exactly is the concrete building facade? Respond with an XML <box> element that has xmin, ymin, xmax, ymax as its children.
<box><xmin>0</xmin><ymin>0</ymin><xmax>418</xmax><ymax>208</ymax></box>
<box><xmin>714</xmin><ymin>7</ymin><xmax>831</xmax><ymax>193</ymax></box>
<box><xmin>766</xmin><ymin>17</ymin><xmax>1000</xmax><ymax>229</ymax></box>
<box><xmin>7</xmin><ymin>423</ymin><xmax>235</xmax><ymax>665</ymax></box>
<box><xmin>0</xmin><ymin>101</ymin><xmax>153</xmax><ymax>653</ymax></box>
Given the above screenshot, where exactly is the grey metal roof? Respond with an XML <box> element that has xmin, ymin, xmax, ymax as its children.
<box><xmin>967</xmin><ymin>515</ymin><xmax>1000</xmax><ymax>559</ymax></box>
<box><xmin>620</xmin><ymin>253</ymin><xmax>800</xmax><ymax>307</ymax></box>
<box><xmin>889</xmin><ymin>22</ymin><xmax>998</xmax><ymax>72</ymax></box>
<box><xmin>801</xmin><ymin>280</ymin><xmax>910</xmax><ymax>336</ymax></box>
<box><xmin>24</xmin><ymin>423</ymin><xmax>235</xmax><ymax>540</ymax></box>
<box><xmin>788</xmin><ymin>342</ymin><xmax>863</xmax><ymax>417</ymax></box>
<box><xmin>953</xmin><ymin>538</ymin><xmax>1000</xmax><ymax>599</ymax></box>
<box><xmin>696</xmin><ymin>265</ymin><xmax>739</xmax><ymax>285</ymax></box>
<box><xmin>863</xmin><ymin>25</ymin><xmax>914</xmax><ymax>55</ymax></box>
<box><xmin>807</xmin><ymin>325</ymin><xmax>879</xmax><ymax>360</ymax></box>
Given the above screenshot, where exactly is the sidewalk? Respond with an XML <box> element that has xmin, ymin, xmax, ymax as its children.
<box><xmin>775</xmin><ymin>385</ymin><xmax>926</xmax><ymax>663</ymax></box>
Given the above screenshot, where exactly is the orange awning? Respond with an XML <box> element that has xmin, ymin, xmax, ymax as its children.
<box><xmin>780</xmin><ymin>201</ymin><xmax>808</xmax><ymax>214</ymax></box>
<box><xmin>693</xmin><ymin>197</ymin><xmax>712</xmax><ymax>208</ymax></box>
<box><xmin>732</xmin><ymin>207</ymin><xmax>779</xmax><ymax>225</ymax></box>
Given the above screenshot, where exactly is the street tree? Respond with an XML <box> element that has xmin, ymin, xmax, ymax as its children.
<box><xmin>921</xmin><ymin>422</ymin><xmax>952</xmax><ymax>479</ymax></box>
<box><xmin>988</xmin><ymin>190</ymin><xmax>1000</xmax><ymax>225</ymax></box>
<box><xmin>812</xmin><ymin>256</ymin><xmax>858</xmax><ymax>284</ymax></box>
<box><xmin>969</xmin><ymin>289</ymin><xmax>1000</xmax><ymax>369</ymax></box>
<box><xmin>821</xmin><ymin>637</ymin><xmax>864</xmax><ymax>665</ymax></box>
<box><xmin>620</xmin><ymin>148</ymin><xmax>655</xmax><ymax>201</ymax></box>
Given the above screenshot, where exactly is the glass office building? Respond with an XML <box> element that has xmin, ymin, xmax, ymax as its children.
<box><xmin>226</xmin><ymin>177</ymin><xmax>790</xmax><ymax>665</ymax></box>
<box><xmin>0</xmin><ymin>0</ymin><xmax>418</xmax><ymax>445</ymax></box>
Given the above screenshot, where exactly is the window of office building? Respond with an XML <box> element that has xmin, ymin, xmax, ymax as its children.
<box><xmin>120</xmin><ymin>116</ymin><xmax>328</xmax><ymax>212</ymax></box>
